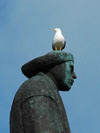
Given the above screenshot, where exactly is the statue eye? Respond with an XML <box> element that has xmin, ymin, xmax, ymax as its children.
<box><xmin>70</xmin><ymin>65</ymin><xmax>74</xmax><ymax>73</ymax></box>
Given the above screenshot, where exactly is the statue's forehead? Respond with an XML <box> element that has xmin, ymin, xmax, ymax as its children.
<box><xmin>65</xmin><ymin>60</ymin><xmax>74</xmax><ymax>66</ymax></box>
<box><xmin>62</xmin><ymin>54</ymin><xmax>74</xmax><ymax>63</ymax></box>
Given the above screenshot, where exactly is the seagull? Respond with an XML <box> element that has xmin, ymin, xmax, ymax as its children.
<box><xmin>52</xmin><ymin>28</ymin><xmax>66</xmax><ymax>51</ymax></box>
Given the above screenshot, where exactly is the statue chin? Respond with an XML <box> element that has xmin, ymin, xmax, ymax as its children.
<box><xmin>60</xmin><ymin>88</ymin><xmax>70</xmax><ymax>91</ymax></box>
<box><xmin>59</xmin><ymin>83</ymin><xmax>71</xmax><ymax>91</ymax></box>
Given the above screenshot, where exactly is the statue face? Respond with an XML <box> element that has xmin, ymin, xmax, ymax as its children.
<box><xmin>46</xmin><ymin>60</ymin><xmax>77</xmax><ymax>91</ymax></box>
<box><xmin>63</xmin><ymin>61</ymin><xmax>77</xmax><ymax>90</ymax></box>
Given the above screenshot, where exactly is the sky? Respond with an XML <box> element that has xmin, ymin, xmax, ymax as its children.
<box><xmin>0</xmin><ymin>0</ymin><xmax>100</xmax><ymax>132</ymax></box>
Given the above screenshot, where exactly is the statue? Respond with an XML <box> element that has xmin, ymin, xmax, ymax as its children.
<box><xmin>10</xmin><ymin>51</ymin><xmax>77</xmax><ymax>133</ymax></box>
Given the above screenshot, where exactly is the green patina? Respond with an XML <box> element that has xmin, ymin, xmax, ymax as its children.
<box><xmin>10</xmin><ymin>51</ymin><xmax>76</xmax><ymax>133</ymax></box>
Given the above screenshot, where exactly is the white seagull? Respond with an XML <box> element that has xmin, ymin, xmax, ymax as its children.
<box><xmin>52</xmin><ymin>28</ymin><xmax>66</xmax><ymax>51</ymax></box>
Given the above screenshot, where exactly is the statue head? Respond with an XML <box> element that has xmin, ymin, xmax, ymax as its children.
<box><xmin>47</xmin><ymin>52</ymin><xmax>76</xmax><ymax>91</ymax></box>
<box><xmin>21</xmin><ymin>51</ymin><xmax>77</xmax><ymax>91</ymax></box>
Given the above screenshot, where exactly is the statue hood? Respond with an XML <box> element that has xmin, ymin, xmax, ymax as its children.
<box><xmin>21</xmin><ymin>51</ymin><xmax>74</xmax><ymax>78</ymax></box>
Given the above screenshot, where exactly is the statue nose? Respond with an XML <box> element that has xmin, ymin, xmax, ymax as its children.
<box><xmin>72</xmin><ymin>72</ymin><xmax>77</xmax><ymax>79</ymax></box>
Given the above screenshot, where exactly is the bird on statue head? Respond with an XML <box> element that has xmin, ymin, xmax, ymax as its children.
<box><xmin>52</xmin><ymin>28</ymin><xmax>66</xmax><ymax>51</ymax></box>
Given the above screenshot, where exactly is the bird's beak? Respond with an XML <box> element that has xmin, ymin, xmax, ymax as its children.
<box><xmin>52</xmin><ymin>29</ymin><xmax>56</xmax><ymax>32</ymax></box>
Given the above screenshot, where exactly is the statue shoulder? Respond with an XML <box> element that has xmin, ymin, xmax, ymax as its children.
<box><xmin>13</xmin><ymin>73</ymin><xmax>57</xmax><ymax>104</ymax></box>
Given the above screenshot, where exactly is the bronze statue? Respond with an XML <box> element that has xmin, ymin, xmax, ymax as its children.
<box><xmin>10</xmin><ymin>51</ymin><xmax>77</xmax><ymax>133</ymax></box>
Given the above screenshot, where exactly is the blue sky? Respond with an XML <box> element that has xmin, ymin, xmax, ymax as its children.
<box><xmin>0</xmin><ymin>0</ymin><xmax>100</xmax><ymax>132</ymax></box>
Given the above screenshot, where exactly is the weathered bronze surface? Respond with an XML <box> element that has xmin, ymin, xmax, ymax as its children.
<box><xmin>10</xmin><ymin>51</ymin><xmax>76</xmax><ymax>133</ymax></box>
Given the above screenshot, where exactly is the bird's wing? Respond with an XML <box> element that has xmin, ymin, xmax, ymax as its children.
<box><xmin>62</xmin><ymin>40</ymin><xmax>66</xmax><ymax>50</ymax></box>
<box><xmin>52</xmin><ymin>41</ymin><xmax>55</xmax><ymax>50</ymax></box>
